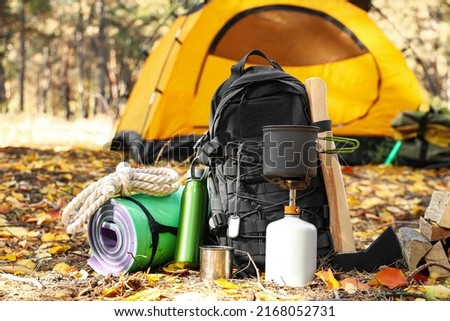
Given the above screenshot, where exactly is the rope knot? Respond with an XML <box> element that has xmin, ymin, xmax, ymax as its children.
<box><xmin>62</xmin><ymin>161</ymin><xmax>179</xmax><ymax>234</ymax></box>
<box><xmin>115</xmin><ymin>162</ymin><xmax>133</xmax><ymax>196</ymax></box>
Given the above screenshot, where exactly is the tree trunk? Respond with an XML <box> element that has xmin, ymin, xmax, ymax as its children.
<box><xmin>77</xmin><ymin>0</ymin><xmax>88</xmax><ymax>118</ymax></box>
<box><xmin>0</xmin><ymin>52</ymin><xmax>6</xmax><ymax>113</ymax></box>
<box><xmin>19</xmin><ymin>2</ymin><xmax>26</xmax><ymax>113</ymax></box>
<box><xmin>0</xmin><ymin>1</ymin><xmax>7</xmax><ymax>112</ymax></box>
<box><xmin>62</xmin><ymin>59</ymin><xmax>73</xmax><ymax>120</ymax></box>
<box><xmin>95</xmin><ymin>0</ymin><xmax>107</xmax><ymax>115</ymax></box>
<box><xmin>108</xmin><ymin>48</ymin><xmax>119</xmax><ymax>117</ymax></box>
<box><xmin>40</xmin><ymin>47</ymin><xmax>51</xmax><ymax>113</ymax></box>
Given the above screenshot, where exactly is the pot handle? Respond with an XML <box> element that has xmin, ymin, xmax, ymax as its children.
<box><xmin>319</xmin><ymin>136</ymin><xmax>360</xmax><ymax>154</ymax></box>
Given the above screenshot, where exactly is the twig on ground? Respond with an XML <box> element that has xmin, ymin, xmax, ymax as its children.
<box><xmin>385</xmin><ymin>291</ymin><xmax>427</xmax><ymax>299</ymax></box>
<box><xmin>0</xmin><ymin>272</ymin><xmax>45</xmax><ymax>289</ymax></box>
<box><xmin>410</xmin><ymin>262</ymin><xmax>450</xmax><ymax>279</ymax></box>
<box><xmin>0</xmin><ymin>264</ymin><xmax>34</xmax><ymax>274</ymax></box>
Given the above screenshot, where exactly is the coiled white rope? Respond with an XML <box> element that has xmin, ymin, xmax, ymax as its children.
<box><xmin>61</xmin><ymin>162</ymin><xmax>179</xmax><ymax>234</ymax></box>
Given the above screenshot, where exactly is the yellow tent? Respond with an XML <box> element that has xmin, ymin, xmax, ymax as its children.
<box><xmin>113</xmin><ymin>0</ymin><xmax>428</xmax><ymax>162</ymax></box>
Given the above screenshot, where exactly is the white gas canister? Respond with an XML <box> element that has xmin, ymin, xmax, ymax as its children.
<box><xmin>265</xmin><ymin>212</ymin><xmax>317</xmax><ymax>287</ymax></box>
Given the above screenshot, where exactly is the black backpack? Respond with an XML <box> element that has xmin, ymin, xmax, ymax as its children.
<box><xmin>196</xmin><ymin>49</ymin><xmax>333</xmax><ymax>276</ymax></box>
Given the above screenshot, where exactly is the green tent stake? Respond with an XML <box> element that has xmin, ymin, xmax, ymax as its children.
<box><xmin>384</xmin><ymin>140</ymin><xmax>402</xmax><ymax>165</ymax></box>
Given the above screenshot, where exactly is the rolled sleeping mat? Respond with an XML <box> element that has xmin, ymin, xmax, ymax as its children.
<box><xmin>87</xmin><ymin>189</ymin><xmax>183</xmax><ymax>276</ymax></box>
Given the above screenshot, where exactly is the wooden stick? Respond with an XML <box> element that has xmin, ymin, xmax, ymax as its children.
<box><xmin>305</xmin><ymin>77</ymin><xmax>356</xmax><ymax>252</ymax></box>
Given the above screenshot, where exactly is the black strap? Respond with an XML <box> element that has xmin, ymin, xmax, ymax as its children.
<box><xmin>231</xmin><ymin>49</ymin><xmax>283</xmax><ymax>77</ymax></box>
<box><xmin>417</xmin><ymin>112</ymin><xmax>430</xmax><ymax>162</ymax></box>
<box><xmin>239</xmin><ymin>219</ymin><xmax>270</xmax><ymax>234</ymax></box>
<box><xmin>312</xmin><ymin>120</ymin><xmax>332</xmax><ymax>132</ymax></box>
<box><xmin>123</xmin><ymin>197</ymin><xmax>178</xmax><ymax>266</ymax></box>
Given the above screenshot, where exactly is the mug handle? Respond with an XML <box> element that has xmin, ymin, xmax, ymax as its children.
<box><xmin>320</xmin><ymin>136</ymin><xmax>360</xmax><ymax>154</ymax></box>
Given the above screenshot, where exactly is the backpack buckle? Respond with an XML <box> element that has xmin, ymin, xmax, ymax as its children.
<box><xmin>208</xmin><ymin>213</ymin><xmax>227</xmax><ymax>235</ymax></box>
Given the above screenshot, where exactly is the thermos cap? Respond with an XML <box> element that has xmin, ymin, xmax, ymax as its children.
<box><xmin>187</xmin><ymin>167</ymin><xmax>207</xmax><ymax>181</ymax></box>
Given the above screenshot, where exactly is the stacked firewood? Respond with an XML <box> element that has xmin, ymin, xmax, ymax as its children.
<box><xmin>398</xmin><ymin>191</ymin><xmax>450</xmax><ymax>278</ymax></box>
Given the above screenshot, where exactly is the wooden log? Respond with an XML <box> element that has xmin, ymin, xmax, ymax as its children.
<box><xmin>305</xmin><ymin>77</ymin><xmax>355</xmax><ymax>253</ymax></box>
<box><xmin>424</xmin><ymin>191</ymin><xmax>450</xmax><ymax>228</ymax></box>
<box><xmin>419</xmin><ymin>217</ymin><xmax>450</xmax><ymax>242</ymax></box>
<box><xmin>398</xmin><ymin>227</ymin><xmax>433</xmax><ymax>272</ymax></box>
<box><xmin>424</xmin><ymin>241</ymin><xmax>450</xmax><ymax>278</ymax></box>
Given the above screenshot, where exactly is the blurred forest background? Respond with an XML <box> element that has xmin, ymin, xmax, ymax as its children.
<box><xmin>0</xmin><ymin>0</ymin><xmax>448</xmax><ymax>147</ymax></box>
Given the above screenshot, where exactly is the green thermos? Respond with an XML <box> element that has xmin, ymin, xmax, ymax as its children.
<box><xmin>174</xmin><ymin>167</ymin><xmax>209</xmax><ymax>267</ymax></box>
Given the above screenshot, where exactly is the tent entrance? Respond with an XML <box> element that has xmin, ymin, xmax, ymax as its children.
<box><xmin>209</xmin><ymin>5</ymin><xmax>369</xmax><ymax>66</ymax></box>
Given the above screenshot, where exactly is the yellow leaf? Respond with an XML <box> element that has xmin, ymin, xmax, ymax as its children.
<box><xmin>6</xmin><ymin>196</ymin><xmax>21</xmax><ymax>206</ymax></box>
<box><xmin>0</xmin><ymin>202</ymin><xmax>10</xmax><ymax>214</ymax></box>
<box><xmin>41</xmin><ymin>232</ymin><xmax>56</xmax><ymax>242</ymax></box>
<box><xmin>359</xmin><ymin>197</ymin><xmax>384</xmax><ymax>210</ymax></box>
<box><xmin>0</xmin><ymin>253</ymin><xmax>17</xmax><ymax>261</ymax></box>
<box><xmin>55</xmin><ymin>233</ymin><xmax>70</xmax><ymax>241</ymax></box>
<box><xmin>35</xmin><ymin>250</ymin><xmax>52</xmax><ymax>260</ymax></box>
<box><xmin>162</xmin><ymin>262</ymin><xmax>189</xmax><ymax>274</ymax></box>
<box><xmin>347</xmin><ymin>196</ymin><xmax>360</xmax><ymax>206</ymax></box>
<box><xmin>18</xmin><ymin>239</ymin><xmax>27</xmax><ymax>248</ymax></box>
<box><xmin>101</xmin><ymin>287</ymin><xmax>122</xmax><ymax>298</ymax></box>
<box><xmin>162</xmin><ymin>275</ymin><xmax>179</xmax><ymax>283</ymax></box>
<box><xmin>125</xmin><ymin>289</ymin><xmax>162</xmax><ymax>301</ymax></box>
<box><xmin>36</xmin><ymin>212</ymin><xmax>52</xmax><ymax>225</ymax></box>
<box><xmin>146</xmin><ymin>274</ymin><xmax>163</xmax><ymax>282</ymax></box>
<box><xmin>54</xmin><ymin>291</ymin><xmax>68</xmax><ymax>298</ymax></box>
<box><xmin>420</xmin><ymin>285</ymin><xmax>450</xmax><ymax>300</ymax></box>
<box><xmin>9</xmin><ymin>163</ymin><xmax>26</xmax><ymax>171</ymax></box>
<box><xmin>215</xmin><ymin>278</ymin><xmax>239</xmax><ymax>289</ymax></box>
<box><xmin>31</xmin><ymin>160</ymin><xmax>44</xmax><ymax>169</ymax></box>
<box><xmin>0</xmin><ymin>192</ymin><xmax>6</xmax><ymax>202</ymax></box>
<box><xmin>315</xmin><ymin>268</ymin><xmax>339</xmax><ymax>290</ymax></box>
<box><xmin>11</xmin><ymin>191</ymin><xmax>25</xmax><ymax>201</ymax></box>
<box><xmin>257</xmin><ymin>292</ymin><xmax>278</xmax><ymax>301</ymax></box>
<box><xmin>63</xmin><ymin>173</ymin><xmax>73</xmax><ymax>180</ymax></box>
<box><xmin>49</xmin><ymin>245</ymin><xmax>71</xmax><ymax>254</ymax></box>
<box><xmin>16</xmin><ymin>259</ymin><xmax>36</xmax><ymax>271</ymax></box>
<box><xmin>27</xmin><ymin>230</ymin><xmax>40</xmax><ymax>238</ymax></box>
<box><xmin>39</xmin><ymin>183</ymin><xmax>54</xmax><ymax>194</ymax></box>
<box><xmin>223</xmin><ymin>289</ymin><xmax>240</xmax><ymax>295</ymax></box>
<box><xmin>72</xmin><ymin>269</ymin><xmax>89</xmax><ymax>279</ymax></box>
<box><xmin>45</xmin><ymin>193</ymin><xmax>55</xmax><ymax>203</ymax></box>
<box><xmin>1</xmin><ymin>226</ymin><xmax>29</xmax><ymax>238</ymax></box>
<box><xmin>53</xmin><ymin>262</ymin><xmax>78</xmax><ymax>275</ymax></box>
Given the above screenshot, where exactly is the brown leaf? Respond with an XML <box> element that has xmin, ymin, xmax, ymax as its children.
<box><xmin>339</xmin><ymin>277</ymin><xmax>371</xmax><ymax>293</ymax></box>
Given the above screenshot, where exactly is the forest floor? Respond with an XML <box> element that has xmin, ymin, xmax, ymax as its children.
<box><xmin>0</xmin><ymin>145</ymin><xmax>449</xmax><ymax>301</ymax></box>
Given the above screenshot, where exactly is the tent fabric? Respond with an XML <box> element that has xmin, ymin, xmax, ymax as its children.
<box><xmin>113</xmin><ymin>0</ymin><xmax>428</xmax><ymax>162</ymax></box>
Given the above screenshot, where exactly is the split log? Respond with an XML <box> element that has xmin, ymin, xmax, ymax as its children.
<box><xmin>424</xmin><ymin>191</ymin><xmax>450</xmax><ymax>228</ymax></box>
<box><xmin>305</xmin><ymin>77</ymin><xmax>355</xmax><ymax>253</ymax></box>
<box><xmin>419</xmin><ymin>217</ymin><xmax>450</xmax><ymax>242</ymax></box>
<box><xmin>424</xmin><ymin>241</ymin><xmax>450</xmax><ymax>278</ymax></box>
<box><xmin>398</xmin><ymin>227</ymin><xmax>432</xmax><ymax>272</ymax></box>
